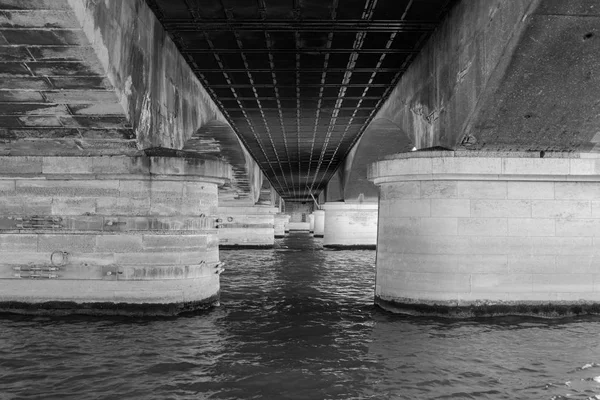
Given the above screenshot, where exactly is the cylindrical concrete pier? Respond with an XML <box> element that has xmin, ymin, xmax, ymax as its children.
<box><xmin>216</xmin><ymin>205</ymin><xmax>278</xmax><ymax>248</ymax></box>
<box><xmin>274</xmin><ymin>213</ymin><xmax>288</xmax><ymax>238</ymax></box>
<box><xmin>313</xmin><ymin>209</ymin><xmax>325</xmax><ymax>237</ymax></box>
<box><xmin>0</xmin><ymin>156</ymin><xmax>230</xmax><ymax>316</ymax></box>
<box><xmin>308</xmin><ymin>213</ymin><xmax>315</xmax><ymax>233</ymax></box>
<box><xmin>369</xmin><ymin>151</ymin><xmax>600</xmax><ymax>317</ymax></box>
<box><xmin>322</xmin><ymin>202</ymin><xmax>377</xmax><ymax>249</ymax></box>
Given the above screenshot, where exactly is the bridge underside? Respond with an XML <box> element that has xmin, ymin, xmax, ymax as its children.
<box><xmin>146</xmin><ymin>0</ymin><xmax>455</xmax><ymax>200</ymax></box>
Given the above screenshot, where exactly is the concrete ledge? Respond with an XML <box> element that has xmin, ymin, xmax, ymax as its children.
<box><xmin>376</xmin><ymin>295</ymin><xmax>600</xmax><ymax>318</ymax></box>
<box><xmin>369</xmin><ymin>151</ymin><xmax>600</xmax><ymax>185</ymax></box>
<box><xmin>0</xmin><ymin>156</ymin><xmax>232</xmax><ymax>185</ymax></box>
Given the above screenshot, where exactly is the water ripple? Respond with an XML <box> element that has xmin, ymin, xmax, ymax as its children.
<box><xmin>1</xmin><ymin>232</ymin><xmax>600</xmax><ymax>399</ymax></box>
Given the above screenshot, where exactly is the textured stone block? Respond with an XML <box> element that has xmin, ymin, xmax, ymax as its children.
<box><xmin>507</xmin><ymin>182</ymin><xmax>554</xmax><ymax>199</ymax></box>
<box><xmin>458</xmin><ymin>218</ymin><xmax>507</xmax><ymax>236</ymax></box>
<box><xmin>531</xmin><ymin>200</ymin><xmax>591</xmax><ymax>218</ymax></box>
<box><xmin>508</xmin><ymin>236</ymin><xmax>594</xmax><ymax>256</ymax></box>
<box><xmin>0</xmin><ymin>181</ymin><xmax>16</xmax><ymax>192</ymax></box>
<box><xmin>508</xmin><ymin>218</ymin><xmax>555</xmax><ymax>237</ymax></box>
<box><xmin>385</xmin><ymin>271</ymin><xmax>472</xmax><ymax>293</ymax></box>
<box><xmin>468</xmin><ymin>237</ymin><xmax>509</xmax><ymax>255</ymax></box>
<box><xmin>0</xmin><ymin>156</ymin><xmax>42</xmax><ymax>174</ymax></box>
<box><xmin>456</xmin><ymin>254</ymin><xmax>508</xmax><ymax>273</ymax></box>
<box><xmin>142</xmin><ymin>234</ymin><xmax>206</xmax><ymax>250</ymax></box>
<box><xmin>555</xmin><ymin>256</ymin><xmax>600</xmax><ymax>274</ymax></box>
<box><xmin>96</xmin><ymin>197</ymin><xmax>150</xmax><ymax>216</ymax></box>
<box><xmin>16</xmin><ymin>180</ymin><xmax>120</xmax><ymax>197</ymax></box>
<box><xmin>471</xmin><ymin>273</ymin><xmax>533</xmax><ymax>293</ymax></box>
<box><xmin>380</xmin><ymin>182</ymin><xmax>420</xmax><ymax>200</ymax></box>
<box><xmin>51</xmin><ymin>198</ymin><xmax>97</xmax><ymax>215</ymax></box>
<box><xmin>555</xmin><ymin>182</ymin><xmax>600</xmax><ymax>200</ymax></box>
<box><xmin>147</xmin><ymin>181</ymin><xmax>184</xmax><ymax>198</ymax></box>
<box><xmin>420</xmin><ymin>217</ymin><xmax>458</xmax><ymax>236</ymax></box>
<box><xmin>470</xmin><ymin>199</ymin><xmax>531</xmax><ymax>218</ymax></box>
<box><xmin>150</xmin><ymin>199</ymin><xmax>184</xmax><ymax>216</ymax></box>
<box><xmin>379</xmin><ymin>217</ymin><xmax>421</xmax><ymax>236</ymax></box>
<box><xmin>502</xmin><ymin>158</ymin><xmax>569</xmax><ymax>175</ymax></box>
<box><xmin>118</xmin><ymin>180</ymin><xmax>151</xmax><ymax>199</ymax></box>
<box><xmin>457</xmin><ymin>181</ymin><xmax>507</xmax><ymax>199</ymax></box>
<box><xmin>532</xmin><ymin>274</ymin><xmax>594</xmax><ymax>292</ymax></box>
<box><xmin>556</xmin><ymin>219</ymin><xmax>600</xmax><ymax>237</ymax></box>
<box><xmin>113</xmin><ymin>252</ymin><xmax>181</xmax><ymax>265</ymax></box>
<box><xmin>420</xmin><ymin>181</ymin><xmax>457</xmax><ymax>199</ymax></box>
<box><xmin>42</xmin><ymin>156</ymin><xmax>93</xmax><ymax>174</ymax></box>
<box><xmin>0</xmin><ymin>234</ymin><xmax>38</xmax><ymax>252</ymax></box>
<box><xmin>388</xmin><ymin>253</ymin><xmax>457</xmax><ymax>273</ymax></box>
<box><xmin>430</xmin><ymin>199</ymin><xmax>471</xmax><ymax>217</ymax></box>
<box><xmin>432</xmin><ymin>157</ymin><xmax>501</xmax><ymax>174</ymax></box>
<box><xmin>508</xmin><ymin>255</ymin><xmax>556</xmax><ymax>274</ymax></box>
<box><xmin>387</xmin><ymin>199</ymin><xmax>431</xmax><ymax>217</ymax></box>
<box><xmin>95</xmin><ymin>235</ymin><xmax>143</xmax><ymax>253</ymax></box>
<box><xmin>38</xmin><ymin>234</ymin><xmax>96</xmax><ymax>252</ymax></box>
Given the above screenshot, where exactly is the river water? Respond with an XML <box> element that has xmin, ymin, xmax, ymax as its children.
<box><xmin>1</xmin><ymin>232</ymin><xmax>600</xmax><ymax>399</ymax></box>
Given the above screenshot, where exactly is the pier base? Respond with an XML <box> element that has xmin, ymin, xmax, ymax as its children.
<box><xmin>369</xmin><ymin>151</ymin><xmax>600</xmax><ymax>317</ymax></box>
<box><xmin>217</xmin><ymin>205</ymin><xmax>277</xmax><ymax>248</ymax></box>
<box><xmin>0</xmin><ymin>156</ymin><xmax>229</xmax><ymax>316</ymax></box>
<box><xmin>274</xmin><ymin>213</ymin><xmax>289</xmax><ymax>238</ymax></box>
<box><xmin>322</xmin><ymin>202</ymin><xmax>377</xmax><ymax>249</ymax></box>
<box><xmin>313</xmin><ymin>210</ymin><xmax>325</xmax><ymax>238</ymax></box>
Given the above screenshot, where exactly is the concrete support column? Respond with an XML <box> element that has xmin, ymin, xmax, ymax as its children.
<box><xmin>0</xmin><ymin>156</ymin><xmax>231</xmax><ymax>316</ymax></box>
<box><xmin>322</xmin><ymin>202</ymin><xmax>378</xmax><ymax>249</ymax></box>
<box><xmin>274</xmin><ymin>213</ymin><xmax>288</xmax><ymax>238</ymax></box>
<box><xmin>217</xmin><ymin>206</ymin><xmax>278</xmax><ymax>248</ymax></box>
<box><xmin>369</xmin><ymin>151</ymin><xmax>600</xmax><ymax>317</ymax></box>
<box><xmin>308</xmin><ymin>213</ymin><xmax>315</xmax><ymax>233</ymax></box>
<box><xmin>313</xmin><ymin>210</ymin><xmax>325</xmax><ymax>238</ymax></box>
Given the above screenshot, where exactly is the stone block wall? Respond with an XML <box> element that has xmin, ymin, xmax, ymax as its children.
<box><xmin>216</xmin><ymin>206</ymin><xmax>277</xmax><ymax>247</ymax></box>
<box><xmin>322</xmin><ymin>202</ymin><xmax>378</xmax><ymax>248</ymax></box>
<box><xmin>369</xmin><ymin>151</ymin><xmax>600</xmax><ymax>316</ymax></box>
<box><xmin>0</xmin><ymin>155</ymin><xmax>229</xmax><ymax>315</ymax></box>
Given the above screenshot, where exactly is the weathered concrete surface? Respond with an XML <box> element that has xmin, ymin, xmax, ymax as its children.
<box><xmin>67</xmin><ymin>0</ymin><xmax>223</xmax><ymax>150</ymax></box>
<box><xmin>313</xmin><ymin>210</ymin><xmax>325</xmax><ymax>238</ymax></box>
<box><xmin>372</xmin><ymin>0</ymin><xmax>600</xmax><ymax>152</ymax></box>
<box><xmin>274</xmin><ymin>213</ymin><xmax>289</xmax><ymax>238</ymax></box>
<box><xmin>308</xmin><ymin>213</ymin><xmax>315</xmax><ymax>233</ymax></box>
<box><xmin>0</xmin><ymin>0</ymin><xmax>261</xmax><ymax>201</ymax></box>
<box><xmin>216</xmin><ymin>206</ymin><xmax>277</xmax><ymax>248</ymax></box>
<box><xmin>322</xmin><ymin>202</ymin><xmax>377</xmax><ymax>249</ymax></box>
<box><xmin>369</xmin><ymin>151</ymin><xmax>600</xmax><ymax>317</ymax></box>
<box><xmin>0</xmin><ymin>155</ymin><xmax>230</xmax><ymax>315</ymax></box>
<box><xmin>341</xmin><ymin>119</ymin><xmax>410</xmax><ymax>202</ymax></box>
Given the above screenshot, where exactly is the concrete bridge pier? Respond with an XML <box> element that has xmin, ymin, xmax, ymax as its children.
<box><xmin>0</xmin><ymin>156</ymin><xmax>230</xmax><ymax>316</ymax></box>
<box><xmin>322</xmin><ymin>202</ymin><xmax>378</xmax><ymax>249</ymax></box>
<box><xmin>313</xmin><ymin>210</ymin><xmax>325</xmax><ymax>238</ymax></box>
<box><xmin>369</xmin><ymin>151</ymin><xmax>600</xmax><ymax>317</ymax></box>
<box><xmin>274</xmin><ymin>214</ymin><xmax>289</xmax><ymax>238</ymax></box>
<box><xmin>216</xmin><ymin>205</ymin><xmax>278</xmax><ymax>248</ymax></box>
